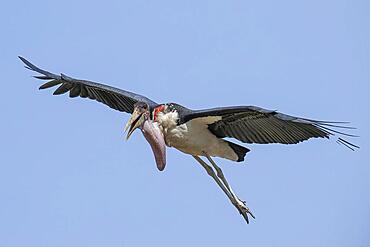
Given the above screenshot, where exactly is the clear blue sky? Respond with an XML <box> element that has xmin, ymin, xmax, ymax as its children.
<box><xmin>1</xmin><ymin>0</ymin><xmax>369</xmax><ymax>246</ymax></box>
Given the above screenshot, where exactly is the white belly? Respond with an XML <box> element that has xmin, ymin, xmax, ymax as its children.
<box><xmin>163</xmin><ymin>119</ymin><xmax>239</xmax><ymax>161</ymax></box>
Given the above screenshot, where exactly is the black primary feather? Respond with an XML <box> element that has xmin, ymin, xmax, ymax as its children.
<box><xmin>19</xmin><ymin>56</ymin><xmax>158</xmax><ymax>114</ymax></box>
<box><xmin>179</xmin><ymin>105</ymin><xmax>359</xmax><ymax>150</ymax></box>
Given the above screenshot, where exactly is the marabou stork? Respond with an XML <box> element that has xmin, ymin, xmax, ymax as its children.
<box><xmin>19</xmin><ymin>56</ymin><xmax>358</xmax><ymax>223</ymax></box>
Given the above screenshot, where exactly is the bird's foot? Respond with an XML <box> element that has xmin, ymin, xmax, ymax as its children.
<box><xmin>233</xmin><ymin>197</ymin><xmax>255</xmax><ymax>224</ymax></box>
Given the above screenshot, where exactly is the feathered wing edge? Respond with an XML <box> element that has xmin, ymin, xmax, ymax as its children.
<box><xmin>288</xmin><ymin>116</ymin><xmax>359</xmax><ymax>150</ymax></box>
<box><xmin>19</xmin><ymin>56</ymin><xmax>158</xmax><ymax>113</ymax></box>
<box><xmin>182</xmin><ymin>106</ymin><xmax>359</xmax><ymax>150</ymax></box>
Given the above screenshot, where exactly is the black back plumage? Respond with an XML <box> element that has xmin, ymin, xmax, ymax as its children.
<box><xmin>19</xmin><ymin>56</ymin><xmax>158</xmax><ymax>114</ymax></box>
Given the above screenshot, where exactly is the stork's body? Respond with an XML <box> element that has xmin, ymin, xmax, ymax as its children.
<box><xmin>19</xmin><ymin>56</ymin><xmax>358</xmax><ymax>223</ymax></box>
<box><xmin>156</xmin><ymin>109</ymin><xmax>242</xmax><ymax>161</ymax></box>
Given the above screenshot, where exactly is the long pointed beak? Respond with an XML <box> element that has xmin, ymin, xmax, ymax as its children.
<box><xmin>124</xmin><ymin>109</ymin><xmax>144</xmax><ymax>140</ymax></box>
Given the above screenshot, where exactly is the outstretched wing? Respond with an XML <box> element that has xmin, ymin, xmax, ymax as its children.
<box><xmin>180</xmin><ymin>106</ymin><xmax>359</xmax><ymax>150</ymax></box>
<box><xmin>19</xmin><ymin>56</ymin><xmax>158</xmax><ymax>113</ymax></box>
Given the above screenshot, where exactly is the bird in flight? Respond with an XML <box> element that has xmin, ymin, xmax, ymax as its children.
<box><xmin>19</xmin><ymin>56</ymin><xmax>358</xmax><ymax>223</ymax></box>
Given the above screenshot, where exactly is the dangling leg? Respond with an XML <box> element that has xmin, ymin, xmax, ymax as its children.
<box><xmin>203</xmin><ymin>152</ymin><xmax>255</xmax><ymax>222</ymax></box>
<box><xmin>193</xmin><ymin>155</ymin><xmax>255</xmax><ymax>223</ymax></box>
<box><xmin>203</xmin><ymin>153</ymin><xmax>255</xmax><ymax>222</ymax></box>
<box><xmin>202</xmin><ymin>151</ymin><xmax>233</xmax><ymax>193</ymax></box>
<box><xmin>192</xmin><ymin>156</ymin><xmax>235</xmax><ymax>203</ymax></box>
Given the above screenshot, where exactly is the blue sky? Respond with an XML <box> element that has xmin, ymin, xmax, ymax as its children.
<box><xmin>1</xmin><ymin>0</ymin><xmax>369</xmax><ymax>246</ymax></box>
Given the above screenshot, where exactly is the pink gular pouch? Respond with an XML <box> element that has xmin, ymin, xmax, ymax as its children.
<box><xmin>140</xmin><ymin>120</ymin><xmax>167</xmax><ymax>171</ymax></box>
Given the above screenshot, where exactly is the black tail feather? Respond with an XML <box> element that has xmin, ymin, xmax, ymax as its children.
<box><xmin>226</xmin><ymin>141</ymin><xmax>250</xmax><ymax>162</ymax></box>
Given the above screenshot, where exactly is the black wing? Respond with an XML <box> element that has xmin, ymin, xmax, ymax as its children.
<box><xmin>180</xmin><ymin>106</ymin><xmax>359</xmax><ymax>150</ymax></box>
<box><xmin>19</xmin><ymin>56</ymin><xmax>158</xmax><ymax>113</ymax></box>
